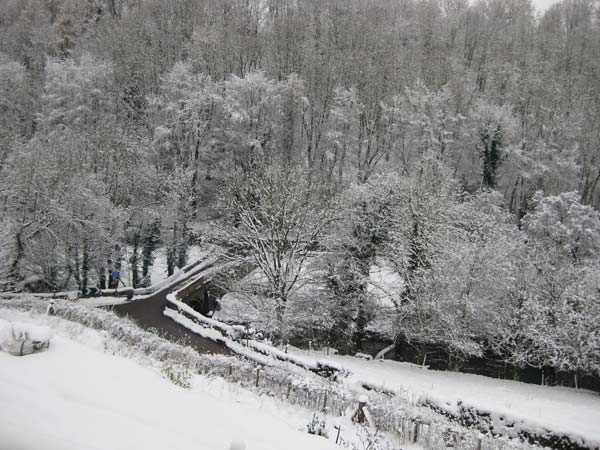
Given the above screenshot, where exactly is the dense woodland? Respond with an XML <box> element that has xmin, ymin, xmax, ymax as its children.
<box><xmin>0</xmin><ymin>0</ymin><xmax>599</xmax><ymax>381</ymax></box>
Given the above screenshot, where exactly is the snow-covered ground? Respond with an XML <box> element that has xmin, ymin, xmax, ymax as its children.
<box><xmin>150</xmin><ymin>246</ymin><xmax>206</xmax><ymax>286</ymax></box>
<box><xmin>367</xmin><ymin>257</ymin><xmax>403</xmax><ymax>308</ymax></box>
<box><xmin>0</xmin><ymin>308</ymin><xmax>413</xmax><ymax>450</ymax></box>
<box><xmin>289</xmin><ymin>348</ymin><xmax>600</xmax><ymax>447</ymax></box>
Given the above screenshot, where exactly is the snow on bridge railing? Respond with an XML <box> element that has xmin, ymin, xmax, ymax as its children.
<box><xmin>95</xmin><ymin>254</ymin><xmax>219</xmax><ymax>298</ymax></box>
<box><xmin>172</xmin><ymin>259</ymin><xmax>239</xmax><ymax>302</ymax></box>
<box><xmin>167</xmin><ymin>295</ymin><xmax>236</xmax><ymax>337</ymax></box>
<box><xmin>165</xmin><ymin>293</ymin><xmax>343</xmax><ymax>377</ymax></box>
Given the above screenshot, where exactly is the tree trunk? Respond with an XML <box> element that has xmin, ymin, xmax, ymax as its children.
<box><xmin>8</xmin><ymin>231</ymin><xmax>25</xmax><ymax>287</ymax></box>
<box><xmin>130</xmin><ymin>235</ymin><xmax>140</xmax><ymax>288</ymax></box>
<box><xmin>82</xmin><ymin>241</ymin><xmax>89</xmax><ymax>290</ymax></box>
<box><xmin>275</xmin><ymin>296</ymin><xmax>287</xmax><ymax>342</ymax></box>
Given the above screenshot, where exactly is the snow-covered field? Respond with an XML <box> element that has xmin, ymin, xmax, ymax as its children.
<box><xmin>289</xmin><ymin>348</ymin><xmax>600</xmax><ymax>447</ymax></box>
<box><xmin>0</xmin><ymin>308</ymin><xmax>414</xmax><ymax>450</ymax></box>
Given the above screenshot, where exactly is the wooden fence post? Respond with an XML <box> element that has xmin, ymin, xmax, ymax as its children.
<box><xmin>255</xmin><ymin>367</ymin><xmax>260</xmax><ymax>387</ymax></box>
<box><xmin>335</xmin><ymin>424</ymin><xmax>342</xmax><ymax>445</ymax></box>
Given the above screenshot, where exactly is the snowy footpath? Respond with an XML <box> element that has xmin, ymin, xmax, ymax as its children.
<box><xmin>0</xmin><ymin>308</ymin><xmax>416</xmax><ymax>450</ymax></box>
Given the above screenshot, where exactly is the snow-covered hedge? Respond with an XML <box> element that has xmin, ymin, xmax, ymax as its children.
<box><xmin>425</xmin><ymin>399</ymin><xmax>595</xmax><ymax>450</ymax></box>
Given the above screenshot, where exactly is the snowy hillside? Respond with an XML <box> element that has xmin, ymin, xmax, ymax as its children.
<box><xmin>0</xmin><ymin>308</ymin><xmax>418</xmax><ymax>450</ymax></box>
<box><xmin>0</xmin><ymin>315</ymin><xmax>333</xmax><ymax>450</ymax></box>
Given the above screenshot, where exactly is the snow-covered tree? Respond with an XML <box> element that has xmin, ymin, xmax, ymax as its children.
<box><xmin>0</xmin><ymin>54</ymin><xmax>30</xmax><ymax>166</ymax></box>
<box><xmin>38</xmin><ymin>55</ymin><xmax>115</xmax><ymax>132</ymax></box>
<box><xmin>522</xmin><ymin>191</ymin><xmax>600</xmax><ymax>263</ymax></box>
<box><xmin>508</xmin><ymin>191</ymin><xmax>600</xmax><ymax>376</ymax></box>
<box><xmin>148</xmin><ymin>62</ymin><xmax>225</xmax><ymax>177</ymax></box>
<box><xmin>213</xmin><ymin>158</ymin><xmax>340</xmax><ymax>339</ymax></box>
<box><xmin>411</xmin><ymin>191</ymin><xmax>524</xmax><ymax>363</ymax></box>
<box><xmin>0</xmin><ymin>129</ymin><xmax>116</xmax><ymax>290</ymax></box>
